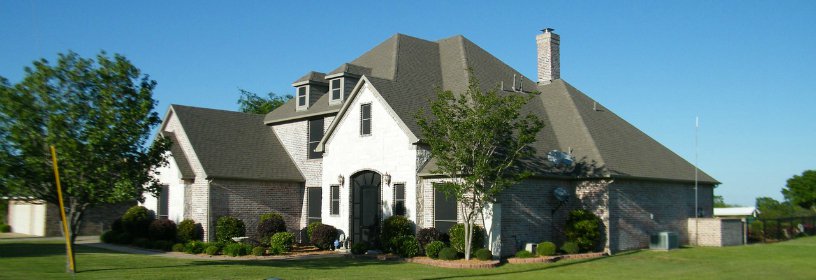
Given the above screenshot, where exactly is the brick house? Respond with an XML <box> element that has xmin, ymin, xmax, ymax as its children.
<box><xmin>143</xmin><ymin>30</ymin><xmax>718</xmax><ymax>256</ymax></box>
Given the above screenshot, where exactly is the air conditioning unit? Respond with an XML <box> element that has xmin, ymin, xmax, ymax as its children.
<box><xmin>649</xmin><ymin>231</ymin><xmax>679</xmax><ymax>250</ymax></box>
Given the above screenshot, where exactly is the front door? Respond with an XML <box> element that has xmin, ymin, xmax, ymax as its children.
<box><xmin>350</xmin><ymin>171</ymin><xmax>381</xmax><ymax>246</ymax></box>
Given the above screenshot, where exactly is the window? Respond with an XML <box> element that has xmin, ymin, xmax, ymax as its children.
<box><xmin>434</xmin><ymin>184</ymin><xmax>457</xmax><ymax>233</ymax></box>
<box><xmin>297</xmin><ymin>86</ymin><xmax>307</xmax><ymax>107</ymax></box>
<box><xmin>330</xmin><ymin>79</ymin><xmax>342</xmax><ymax>101</ymax></box>
<box><xmin>330</xmin><ymin>185</ymin><xmax>340</xmax><ymax>215</ymax></box>
<box><xmin>158</xmin><ymin>185</ymin><xmax>169</xmax><ymax>219</ymax></box>
<box><xmin>360</xmin><ymin>103</ymin><xmax>371</xmax><ymax>135</ymax></box>
<box><xmin>307</xmin><ymin>118</ymin><xmax>324</xmax><ymax>159</ymax></box>
<box><xmin>307</xmin><ymin>187</ymin><xmax>322</xmax><ymax>224</ymax></box>
<box><xmin>393</xmin><ymin>183</ymin><xmax>405</xmax><ymax>216</ymax></box>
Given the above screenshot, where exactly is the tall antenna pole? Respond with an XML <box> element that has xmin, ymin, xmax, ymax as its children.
<box><xmin>694</xmin><ymin>116</ymin><xmax>699</xmax><ymax>245</ymax></box>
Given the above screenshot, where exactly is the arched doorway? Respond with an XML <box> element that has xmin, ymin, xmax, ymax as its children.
<box><xmin>350</xmin><ymin>170</ymin><xmax>381</xmax><ymax>246</ymax></box>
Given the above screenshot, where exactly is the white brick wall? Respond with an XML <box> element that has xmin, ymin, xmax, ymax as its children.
<box><xmin>688</xmin><ymin>218</ymin><xmax>744</xmax><ymax>246</ymax></box>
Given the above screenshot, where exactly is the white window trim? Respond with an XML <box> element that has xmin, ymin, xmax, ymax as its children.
<box><xmin>329</xmin><ymin>78</ymin><xmax>343</xmax><ymax>104</ymax></box>
<box><xmin>360</xmin><ymin>102</ymin><xmax>372</xmax><ymax>136</ymax></box>
<box><xmin>330</xmin><ymin>185</ymin><xmax>340</xmax><ymax>216</ymax></box>
<box><xmin>297</xmin><ymin>85</ymin><xmax>309</xmax><ymax>110</ymax></box>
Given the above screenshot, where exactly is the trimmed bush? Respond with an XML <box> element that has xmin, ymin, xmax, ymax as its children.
<box><xmin>537</xmin><ymin>241</ymin><xmax>557</xmax><ymax>256</ymax></box>
<box><xmin>1</xmin><ymin>224</ymin><xmax>11</xmax><ymax>233</ymax></box>
<box><xmin>425</xmin><ymin>241</ymin><xmax>445</xmax><ymax>259</ymax></box>
<box><xmin>259</xmin><ymin>212</ymin><xmax>283</xmax><ymax>223</ymax></box>
<box><xmin>270</xmin><ymin>232</ymin><xmax>295</xmax><ymax>253</ymax></box>
<box><xmin>310</xmin><ymin>224</ymin><xmax>338</xmax><ymax>250</ymax></box>
<box><xmin>133</xmin><ymin>237</ymin><xmax>150</xmax><ymax>248</ymax></box>
<box><xmin>252</xmin><ymin>246</ymin><xmax>266</xmax><ymax>256</ymax></box>
<box><xmin>172</xmin><ymin>243</ymin><xmax>185</xmax><ymax>252</ymax></box>
<box><xmin>448</xmin><ymin>224</ymin><xmax>485</xmax><ymax>253</ymax></box>
<box><xmin>121</xmin><ymin>206</ymin><xmax>155</xmax><ymax>238</ymax></box>
<box><xmin>351</xmin><ymin>243</ymin><xmax>369</xmax><ymax>255</ymax></box>
<box><xmin>223</xmin><ymin>243</ymin><xmax>253</xmax><ymax>257</ymax></box>
<box><xmin>205</xmin><ymin>245</ymin><xmax>220</xmax><ymax>256</ymax></box>
<box><xmin>307</xmin><ymin>221</ymin><xmax>321</xmax><ymax>240</ymax></box>
<box><xmin>215</xmin><ymin>216</ymin><xmax>246</xmax><ymax>243</ymax></box>
<box><xmin>148</xmin><ymin>219</ymin><xmax>177</xmax><ymax>241</ymax></box>
<box><xmin>394</xmin><ymin>235</ymin><xmax>420</xmax><ymax>258</ymax></box>
<box><xmin>100</xmin><ymin>230</ymin><xmax>117</xmax><ymax>243</ymax></box>
<box><xmin>565</xmin><ymin>209</ymin><xmax>602</xmax><ymax>252</ymax></box>
<box><xmin>438</xmin><ymin>247</ymin><xmax>459</xmax><ymax>260</ymax></box>
<box><xmin>115</xmin><ymin>232</ymin><xmax>133</xmax><ymax>244</ymax></box>
<box><xmin>474</xmin><ymin>248</ymin><xmax>493</xmax><ymax>260</ymax></box>
<box><xmin>152</xmin><ymin>240</ymin><xmax>174</xmax><ymax>251</ymax></box>
<box><xmin>381</xmin><ymin>216</ymin><xmax>414</xmax><ymax>252</ymax></box>
<box><xmin>561</xmin><ymin>241</ymin><xmax>580</xmax><ymax>254</ymax></box>
<box><xmin>269</xmin><ymin>244</ymin><xmax>284</xmax><ymax>255</ymax></box>
<box><xmin>177</xmin><ymin>219</ymin><xmax>203</xmax><ymax>242</ymax></box>
<box><xmin>417</xmin><ymin>227</ymin><xmax>442</xmax><ymax>249</ymax></box>
<box><xmin>184</xmin><ymin>241</ymin><xmax>206</xmax><ymax>254</ymax></box>
<box><xmin>257</xmin><ymin>216</ymin><xmax>286</xmax><ymax>245</ymax></box>
<box><xmin>515</xmin><ymin>250</ymin><xmax>534</xmax><ymax>258</ymax></box>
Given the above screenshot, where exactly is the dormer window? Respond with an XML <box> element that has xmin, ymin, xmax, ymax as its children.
<box><xmin>330</xmin><ymin>79</ymin><xmax>342</xmax><ymax>102</ymax></box>
<box><xmin>297</xmin><ymin>86</ymin><xmax>307</xmax><ymax>107</ymax></box>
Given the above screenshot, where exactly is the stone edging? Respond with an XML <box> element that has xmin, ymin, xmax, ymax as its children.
<box><xmin>405</xmin><ymin>257</ymin><xmax>500</xmax><ymax>269</ymax></box>
<box><xmin>506</xmin><ymin>255</ymin><xmax>560</xmax><ymax>264</ymax></box>
<box><xmin>559</xmin><ymin>252</ymin><xmax>607</xmax><ymax>260</ymax></box>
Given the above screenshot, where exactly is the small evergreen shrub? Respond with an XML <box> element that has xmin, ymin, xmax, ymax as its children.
<box><xmin>1</xmin><ymin>224</ymin><xmax>11</xmax><ymax>233</ymax></box>
<box><xmin>269</xmin><ymin>232</ymin><xmax>295</xmax><ymax>252</ymax></box>
<box><xmin>133</xmin><ymin>237</ymin><xmax>150</xmax><ymax>248</ymax></box>
<box><xmin>565</xmin><ymin>209</ymin><xmax>602</xmax><ymax>252</ymax></box>
<box><xmin>351</xmin><ymin>243</ymin><xmax>369</xmax><ymax>255</ymax></box>
<box><xmin>205</xmin><ymin>245</ymin><xmax>220</xmax><ymax>256</ymax></box>
<box><xmin>252</xmin><ymin>246</ymin><xmax>266</xmax><ymax>256</ymax></box>
<box><xmin>515</xmin><ymin>250</ymin><xmax>534</xmax><ymax>258</ymax></box>
<box><xmin>176</xmin><ymin>219</ymin><xmax>203</xmax><ymax>242</ymax></box>
<box><xmin>100</xmin><ymin>230</ymin><xmax>117</xmax><ymax>243</ymax></box>
<box><xmin>257</xmin><ymin>215</ymin><xmax>286</xmax><ymax>245</ymax></box>
<box><xmin>172</xmin><ymin>243</ymin><xmax>185</xmax><ymax>252</ymax></box>
<box><xmin>121</xmin><ymin>206</ymin><xmax>155</xmax><ymax>238</ymax></box>
<box><xmin>561</xmin><ymin>242</ymin><xmax>580</xmax><ymax>254</ymax></box>
<box><xmin>307</xmin><ymin>221</ymin><xmax>321</xmax><ymax>240</ymax></box>
<box><xmin>448</xmin><ymin>224</ymin><xmax>485</xmax><ymax>253</ymax></box>
<box><xmin>184</xmin><ymin>241</ymin><xmax>206</xmax><ymax>254</ymax></box>
<box><xmin>380</xmin><ymin>216</ymin><xmax>414</xmax><ymax>252</ymax></box>
<box><xmin>223</xmin><ymin>243</ymin><xmax>253</xmax><ymax>257</ymax></box>
<box><xmin>148</xmin><ymin>219</ymin><xmax>177</xmax><ymax>241</ymax></box>
<box><xmin>268</xmin><ymin>244</ymin><xmax>284</xmax><ymax>255</ymax></box>
<box><xmin>215</xmin><ymin>216</ymin><xmax>246</xmax><ymax>243</ymax></box>
<box><xmin>416</xmin><ymin>227</ymin><xmax>442</xmax><ymax>249</ymax></box>
<box><xmin>438</xmin><ymin>247</ymin><xmax>459</xmax><ymax>260</ymax></box>
<box><xmin>259</xmin><ymin>212</ymin><xmax>283</xmax><ymax>223</ymax></box>
<box><xmin>474</xmin><ymin>248</ymin><xmax>493</xmax><ymax>260</ymax></box>
<box><xmin>310</xmin><ymin>224</ymin><xmax>338</xmax><ymax>250</ymax></box>
<box><xmin>536</xmin><ymin>241</ymin><xmax>557</xmax><ymax>256</ymax></box>
<box><xmin>425</xmin><ymin>241</ymin><xmax>445</xmax><ymax>259</ymax></box>
<box><xmin>395</xmin><ymin>235</ymin><xmax>420</xmax><ymax>258</ymax></box>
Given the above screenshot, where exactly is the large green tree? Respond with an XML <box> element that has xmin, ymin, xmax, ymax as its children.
<box><xmin>236</xmin><ymin>89</ymin><xmax>291</xmax><ymax>114</ymax></box>
<box><xmin>416</xmin><ymin>76</ymin><xmax>543</xmax><ymax>260</ymax></box>
<box><xmin>782</xmin><ymin>170</ymin><xmax>816</xmax><ymax>210</ymax></box>
<box><xmin>0</xmin><ymin>51</ymin><xmax>170</xmax><ymax>247</ymax></box>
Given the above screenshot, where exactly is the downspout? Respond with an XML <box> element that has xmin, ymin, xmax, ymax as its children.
<box><xmin>207</xmin><ymin>179</ymin><xmax>213</xmax><ymax>242</ymax></box>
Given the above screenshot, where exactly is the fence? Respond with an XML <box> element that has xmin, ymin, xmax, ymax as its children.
<box><xmin>746</xmin><ymin>216</ymin><xmax>816</xmax><ymax>243</ymax></box>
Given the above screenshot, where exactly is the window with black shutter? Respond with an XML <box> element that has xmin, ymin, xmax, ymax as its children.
<box><xmin>308</xmin><ymin>187</ymin><xmax>322</xmax><ymax>224</ymax></box>
<box><xmin>360</xmin><ymin>103</ymin><xmax>371</xmax><ymax>135</ymax></box>
<box><xmin>434</xmin><ymin>184</ymin><xmax>457</xmax><ymax>233</ymax></box>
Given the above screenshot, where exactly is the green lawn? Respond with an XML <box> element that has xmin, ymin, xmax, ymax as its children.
<box><xmin>1</xmin><ymin>237</ymin><xmax>815</xmax><ymax>279</ymax></box>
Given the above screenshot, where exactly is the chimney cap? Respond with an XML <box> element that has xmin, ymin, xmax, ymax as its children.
<box><xmin>541</xmin><ymin>28</ymin><xmax>555</xmax><ymax>33</ymax></box>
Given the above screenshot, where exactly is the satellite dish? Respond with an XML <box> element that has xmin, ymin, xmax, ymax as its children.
<box><xmin>553</xmin><ymin>187</ymin><xmax>570</xmax><ymax>202</ymax></box>
<box><xmin>547</xmin><ymin>150</ymin><xmax>575</xmax><ymax>171</ymax></box>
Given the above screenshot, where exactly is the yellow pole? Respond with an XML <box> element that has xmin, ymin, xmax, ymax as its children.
<box><xmin>50</xmin><ymin>145</ymin><xmax>75</xmax><ymax>273</ymax></box>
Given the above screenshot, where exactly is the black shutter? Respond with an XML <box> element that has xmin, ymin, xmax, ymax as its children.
<box><xmin>308</xmin><ymin>187</ymin><xmax>322</xmax><ymax>224</ymax></box>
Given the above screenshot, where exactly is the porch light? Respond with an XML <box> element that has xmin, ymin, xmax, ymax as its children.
<box><xmin>383</xmin><ymin>173</ymin><xmax>391</xmax><ymax>185</ymax></box>
<box><xmin>338</xmin><ymin>174</ymin><xmax>344</xmax><ymax>186</ymax></box>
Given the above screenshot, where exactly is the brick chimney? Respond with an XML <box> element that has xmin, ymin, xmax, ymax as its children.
<box><xmin>537</xmin><ymin>28</ymin><xmax>560</xmax><ymax>84</ymax></box>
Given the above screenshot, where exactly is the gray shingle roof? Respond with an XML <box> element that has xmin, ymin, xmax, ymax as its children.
<box><xmin>328</xmin><ymin>63</ymin><xmax>371</xmax><ymax>77</ymax></box>
<box><xmin>292</xmin><ymin>71</ymin><xmax>327</xmax><ymax>85</ymax></box>
<box><xmin>170</xmin><ymin>105</ymin><xmax>304</xmax><ymax>182</ymax></box>
<box><xmin>160</xmin><ymin>131</ymin><xmax>195</xmax><ymax>180</ymax></box>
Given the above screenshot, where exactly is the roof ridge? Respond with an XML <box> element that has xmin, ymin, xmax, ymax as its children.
<box><xmin>170</xmin><ymin>104</ymin><xmax>266</xmax><ymax>117</ymax></box>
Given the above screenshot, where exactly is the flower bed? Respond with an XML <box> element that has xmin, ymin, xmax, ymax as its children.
<box><xmin>406</xmin><ymin>256</ymin><xmax>500</xmax><ymax>269</ymax></box>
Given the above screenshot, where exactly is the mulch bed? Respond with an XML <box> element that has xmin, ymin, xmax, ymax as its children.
<box><xmin>406</xmin><ymin>256</ymin><xmax>500</xmax><ymax>269</ymax></box>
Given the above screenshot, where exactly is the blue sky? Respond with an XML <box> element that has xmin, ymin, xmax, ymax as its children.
<box><xmin>2</xmin><ymin>1</ymin><xmax>814</xmax><ymax>206</ymax></box>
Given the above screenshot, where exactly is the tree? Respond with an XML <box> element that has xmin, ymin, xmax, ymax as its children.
<box><xmin>713</xmin><ymin>195</ymin><xmax>740</xmax><ymax>208</ymax></box>
<box><xmin>782</xmin><ymin>170</ymin><xmax>816</xmax><ymax>210</ymax></box>
<box><xmin>416</xmin><ymin>76</ymin><xmax>543</xmax><ymax>260</ymax></box>
<box><xmin>755</xmin><ymin>197</ymin><xmax>812</xmax><ymax>219</ymax></box>
<box><xmin>0</xmin><ymin>51</ymin><xmax>170</xmax><ymax>250</ymax></box>
<box><xmin>236</xmin><ymin>89</ymin><xmax>291</xmax><ymax>114</ymax></box>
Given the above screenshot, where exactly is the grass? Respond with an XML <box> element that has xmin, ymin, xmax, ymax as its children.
<box><xmin>1</xmin><ymin>237</ymin><xmax>815</xmax><ymax>279</ymax></box>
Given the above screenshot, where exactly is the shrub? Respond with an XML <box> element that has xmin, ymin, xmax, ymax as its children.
<box><xmin>474</xmin><ymin>248</ymin><xmax>493</xmax><ymax>260</ymax></box>
<box><xmin>133</xmin><ymin>237</ymin><xmax>150</xmax><ymax>248</ymax></box>
<box><xmin>184</xmin><ymin>241</ymin><xmax>206</xmax><ymax>254</ymax></box>
<box><xmin>115</xmin><ymin>232</ymin><xmax>133</xmax><ymax>244</ymax></box>
<box><xmin>269</xmin><ymin>232</ymin><xmax>295</xmax><ymax>253</ymax></box>
<box><xmin>561</xmin><ymin>241</ymin><xmax>580</xmax><ymax>254</ymax></box>
<box><xmin>448</xmin><ymin>224</ymin><xmax>485</xmax><ymax>253</ymax></box>
<box><xmin>259</xmin><ymin>212</ymin><xmax>283</xmax><ymax>223</ymax></box>
<box><xmin>152</xmin><ymin>240</ymin><xmax>174</xmax><ymax>251</ymax></box>
<box><xmin>121</xmin><ymin>206</ymin><xmax>155</xmax><ymax>238</ymax></box>
<box><xmin>172</xmin><ymin>243</ymin><xmax>185</xmax><ymax>252</ymax></box>
<box><xmin>394</xmin><ymin>235</ymin><xmax>420</xmax><ymax>258</ymax></box>
<box><xmin>438</xmin><ymin>247</ymin><xmax>459</xmax><ymax>260</ymax></box>
<box><xmin>565</xmin><ymin>209</ymin><xmax>602</xmax><ymax>252</ymax></box>
<box><xmin>252</xmin><ymin>246</ymin><xmax>266</xmax><ymax>256</ymax></box>
<box><xmin>307</xmin><ymin>221</ymin><xmax>321</xmax><ymax>240</ymax></box>
<box><xmin>381</xmin><ymin>216</ymin><xmax>414</xmax><ymax>252</ymax></box>
<box><xmin>205</xmin><ymin>245</ymin><xmax>220</xmax><ymax>256</ymax></box>
<box><xmin>425</xmin><ymin>241</ymin><xmax>445</xmax><ymax>259</ymax></box>
<box><xmin>177</xmin><ymin>219</ymin><xmax>203</xmax><ymax>242</ymax></box>
<box><xmin>111</xmin><ymin>218</ymin><xmax>123</xmax><ymax>233</ymax></box>
<box><xmin>223</xmin><ymin>243</ymin><xmax>253</xmax><ymax>257</ymax></box>
<box><xmin>537</xmin><ymin>241</ymin><xmax>557</xmax><ymax>256</ymax></box>
<box><xmin>1</xmin><ymin>224</ymin><xmax>11</xmax><ymax>233</ymax></box>
<box><xmin>310</xmin><ymin>224</ymin><xmax>338</xmax><ymax>250</ymax></box>
<box><xmin>417</xmin><ymin>227</ymin><xmax>442</xmax><ymax>249</ymax></box>
<box><xmin>148</xmin><ymin>219</ymin><xmax>177</xmax><ymax>241</ymax></box>
<box><xmin>515</xmin><ymin>250</ymin><xmax>534</xmax><ymax>258</ymax></box>
<box><xmin>100</xmin><ymin>230</ymin><xmax>117</xmax><ymax>243</ymax></box>
<box><xmin>215</xmin><ymin>216</ymin><xmax>246</xmax><ymax>243</ymax></box>
<box><xmin>257</xmin><ymin>216</ymin><xmax>286</xmax><ymax>245</ymax></box>
<box><xmin>351</xmin><ymin>243</ymin><xmax>369</xmax><ymax>255</ymax></box>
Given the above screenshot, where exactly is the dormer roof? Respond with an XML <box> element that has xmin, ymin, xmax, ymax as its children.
<box><xmin>292</xmin><ymin>71</ymin><xmax>327</xmax><ymax>86</ymax></box>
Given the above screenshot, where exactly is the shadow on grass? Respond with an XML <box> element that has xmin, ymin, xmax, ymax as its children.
<box><xmin>421</xmin><ymin>250</ymin><xmax>644</xmax><ymax>280</ymax></box>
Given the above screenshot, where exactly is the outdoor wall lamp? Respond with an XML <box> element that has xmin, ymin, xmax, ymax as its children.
<box><xmin>338</xmin><ymin>174</ymin><xmax>344</xmax><ymax>186</ymax></box>
<box><xmin>383</xmin><ymin>172</ymin><xmax>391</xmax><ymax>186</ymax></box>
